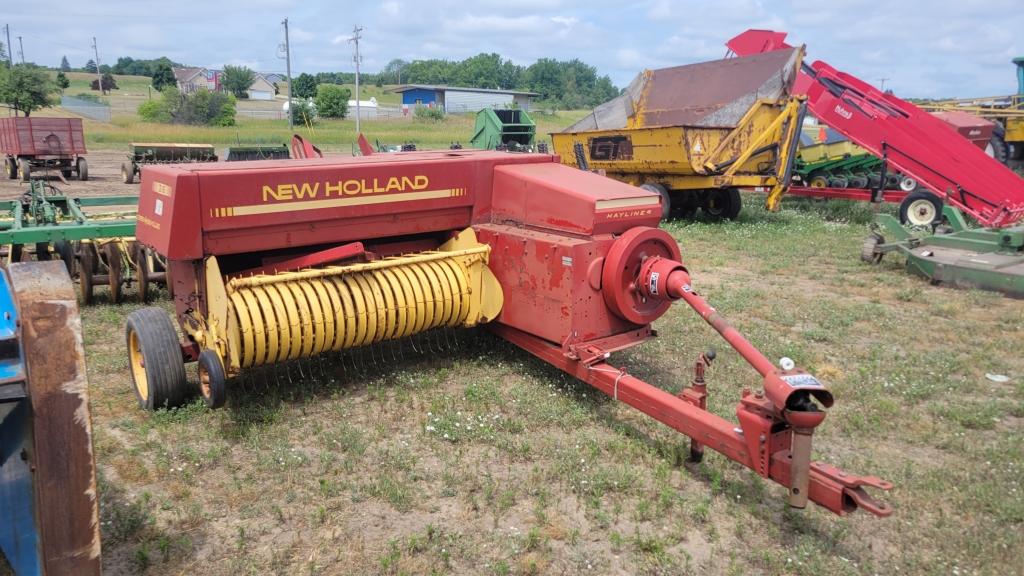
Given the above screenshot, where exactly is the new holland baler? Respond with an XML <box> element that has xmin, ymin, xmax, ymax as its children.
<box><xmin>126</xmin><ymin>149</ymin><xmax>891</xmax><ymax>518</ymax></box>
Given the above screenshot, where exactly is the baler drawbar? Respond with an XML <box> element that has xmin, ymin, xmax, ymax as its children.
<box><xmin>127</xmin><ymin>149</ymin><xmax>891</xmax><ymax>518</ymax></box>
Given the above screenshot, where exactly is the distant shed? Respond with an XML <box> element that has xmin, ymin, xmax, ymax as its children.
<box><xmin>391</xmin><ymin>85</ymin><xmax>538</xmax><ymax>113</ymax></box>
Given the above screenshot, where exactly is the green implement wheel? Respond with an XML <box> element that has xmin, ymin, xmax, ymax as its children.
<box><xmin>126</xmin><ymin>307</ymin><xmax>189</xmax><ymax>410</ymax></box>
<box><xmin>861</xmin><ymin>234</ymin><xmax>884</xmax><ymax>264</ymax></box>
<box><xmin>899</xmin><ymin>191</ymin><xmax>943</xmax><ymax>227</ymax></box>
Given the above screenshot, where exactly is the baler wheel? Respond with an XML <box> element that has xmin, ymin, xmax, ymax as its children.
<box><xmin>198</xmin><ymin>349</ymin><xmax>227</xmax><ymax>409</ymax></box>
<box><xmin>704</xmin><ymin>188</ymin><xmax>742</xmax><ymax>220</ymax></box>
<box><xmin>105</xmin><ymin>242</ymin><xmax>124</xmax><ymax>303</ymax></box>
<box><xmin>126</xmin><ymin>307</ymin><xmax>188</xmax><ymax>410</ymax></box>
<box><xmin>861</xmin><ymin>234</ymin><xmax>884</xmax><ymax>264</ymax></box>
<box><xmin>79</xmin><ymin>243</ymin><xmax>96</xmax><ymax>304</ymax></box>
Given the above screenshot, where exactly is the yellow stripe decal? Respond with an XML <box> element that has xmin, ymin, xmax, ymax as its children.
<box><xmin>213</xmin><ymin>188</ymin><xmax>461</xmax><ymax>217</ymax></box>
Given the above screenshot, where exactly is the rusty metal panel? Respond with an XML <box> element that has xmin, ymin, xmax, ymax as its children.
<box><xmin>565</xmin><ymin>48</ymin><xmax>800</xmax><ymax>132</ymax></box>
<box><xmin>6</xmin><ymin>261</ymin><xmax>101</xmax><ymax>576</ymax></box>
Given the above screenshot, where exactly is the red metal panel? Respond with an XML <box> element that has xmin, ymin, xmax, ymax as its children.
<box><xmin>490</xmin><ymin>163</ymin><xmax>661</xmax><ymax>235</ymax></box>
<box><xmin>0</xmin><ymin>117</ymin><xmax>86</xmax><ymax>157</ymax></box>
<box><xmin>787</xmin><ymin>186</ymin><xmax>909</xmax><ymax>204</ymax></box>
<box><xmin>930</xmin><ymin>110</ymin><xmax>994</xmax><ymax>149</ymax></box>
<box><xmin>135</xmin><ymin>169</ymin><xmax>203</xmax><ymax>260</ymax></box>
<box><xmin>476</xmin><ymin>223</ymin><xmax>638</xmax><ymax>347</ymax></box>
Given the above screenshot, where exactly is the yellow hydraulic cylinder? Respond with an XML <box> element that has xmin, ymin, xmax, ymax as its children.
<box><xmin>200</xmin><ymin>229</ymin><xmax>503</xmax><ymax>374</ymax></box>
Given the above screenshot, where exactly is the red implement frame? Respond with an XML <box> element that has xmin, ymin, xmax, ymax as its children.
<box><xmin>728</xmin><ymin>30</ymin><xmax>1024</xmax><ymax>228</ymax></box>
<box><xmin>788</xmin><ymin>186</ymin><xmax>909</xmax><ymax>204</ymax></box>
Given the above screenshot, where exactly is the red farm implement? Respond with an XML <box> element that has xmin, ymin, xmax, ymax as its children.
<box><xmin>0</xmin><ymin>117</ymin><xmax>89</xmax><ymax>183</ymax></box>
<box><xmin>122</xmin><ymin>147</ymin><xmax>892</xmax><ymax>519</ymax></box>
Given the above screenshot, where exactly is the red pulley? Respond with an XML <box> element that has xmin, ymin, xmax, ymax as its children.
<box><xmin>601</xmin><ymin>227</ymin><xmax>683</xmax><ymax>325</ymax></box>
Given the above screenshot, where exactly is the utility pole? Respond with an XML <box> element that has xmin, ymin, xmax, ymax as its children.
<box><xmin>877</xmin><ymin>77</ymin><xmax>890</xmax><ymax>92</ymax></box>
<box><xmin>282</xmin><ymin>18</ymin><xmax>293</xmax><ymax>131</ymax></box>
<box><xmin>348</xmin><ymin>25</ymin><xmax>363</xmax><ymax>135</ymax></box>
<box><xmin>16</xmin><ymin>35</ymin><xmax>24</xmax><ymax>64</ymax></box>
<box><xmin>92</xmin><ymin>37</ymin><xmax>103</xmax><ymax>94</ymax></box>
<box><xmin>3</xmin><ymin>25</ymin><xmax>12</xmax><ymax>66</ymax></box>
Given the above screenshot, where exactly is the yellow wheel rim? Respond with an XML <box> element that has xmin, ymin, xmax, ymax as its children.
<box><xmin>128</xmin><ymin>330</ymin><xmax>149</xmax><ymax>401</ymax></box>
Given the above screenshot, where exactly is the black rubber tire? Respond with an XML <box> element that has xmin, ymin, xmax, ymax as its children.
<box><xmin>640</xmin><ymin>183</ymin><xmax>671</xmax><ymax>220</ymax></box>
<box><xmin>18</xmin><ymin>159</ymin><xmax>30</xmax><ymax>182</ymax></box>
<box><xmin>861</xmin><ymin>234</ymin><xmax>884</xmax><ymax>264</ymax></box>
<box><xmin>135</xmin><ymin>243</ymin><xmax>150</xmax><ymax>302</ymax></box>
<box><xmin>55</xmin><ymin>240</ymin><xmax>76</xmax><ymax>276</ymax></box>
<box><xmin>987</xmin><ymin>122</ymin><xmax>1009</xmax><ymax>165</ymax></box>
<box><xmin>77</xmin><ymin>158</ymin><xmax>89</xmax><ymax>181</ymax></box>
<box><xmin>121</xmin><ymin>162</ymin><xmax>134</xmax><ymax>184</ymax></box>
<box><xmin>3</xmin><ymin>158</ymin><xmax>15</xmax><ymax>179</ymax></box>
<box><xmin>8</xmin><ymin>244</ymin><xmax>23</xmax><ymax>264</ymax></box>
<box><xmin>899</xmin><ymin>191</ymin><xmax>943</xmax><ymax>227</ymax></box>
<box><xmin>79</xmin><ymin>243</ymin><xmax>95</xmax><ymax>304</ymax></box>
<box><xmin>1010</xmin><ymin>141</ymin><xmax>1024</xmax><ymax>161</ymax></box>
<box><xmin>125</xmin><ymin>307</ymin><xmax>188</xmax><ymax>411</ymax></box>
<box><xmin>197</xmin><ymin>349</ymin><xmax>227</xmax><ymax>409</ymax></box>
<box><xmin>704</xmin><ymin>188</ymin><xmax>742</xmax><ymax>220</ymax></box>
<box><xmin>105</xmin><ymin>242</ymin><xmax>123</xmax><ymax>303</ymax></box>
<box><xmin>808</xmin><ymin>174</ymin><xmax>829</xmax><ymax>188</ymax></box>
<box><xmin>35</xmin><ymin>242</ymin><xmax>52</xmax><ymax>261</ymax></box>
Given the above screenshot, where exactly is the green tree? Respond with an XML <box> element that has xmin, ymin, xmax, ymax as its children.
<box><xmin>314</xmin><ymin>84</ymin><xmax>350</xmax><ymax>118</ymax></box>
<box><xmin>137</xmin><ymin>87</ymin><xmax>235</xmax><ymax>126</ymax></box>
<box><xmin>292</xmin><ymin>73</ymin><xmax>318</xmax><ymax>99</ymax></box>
<box><xmin>0</xmin><ymin>43</ymin><xmax>7</xmax><ymax>68</ymax></box>
<box><xmin>0</xmin><ymin>65</ymin><xmax>56</xmax><ymax>116</ymax></box>
<box><xmin>151</xmin><ymin>62</ymin><xmax>176</xmax><ymax>91</ymax></box>
<box><xmin>55</xmin><ymin>71</ymin><xmax>70</xmax><ymax>93</ymax></box>
<box><xmin>60</xmin><ymin>55</ymin><xmax>70</xmax><ymax>72</ymax></box>
<box><xmin>90</xmin><ymin>72</ymin><xmax>118</xmax><ymax>93</ymax></box>
<box><xmin>383</xmin><ymin>58</ymin><xmax>408</xmax><ymax>84</ymax></box>
<box><xmin>84</xmin><ymin>59</ymin><xmax>97</xmax><ymax>73</ymax></box>
<box><xmin>290</xmin><ymin>99</ymin><xmax>317</xmax><ymax>125</ymax></box>
<box><xmin>222</xmin><ymin>64</ymin><xmax>255</xmax><ymax>98</ymax></box>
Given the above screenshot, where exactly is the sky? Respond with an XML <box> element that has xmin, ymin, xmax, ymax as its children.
<box><xmin>8</xmin><ymin>0</ymin><xmax>1024</xmax><ymax>99</ymax></box>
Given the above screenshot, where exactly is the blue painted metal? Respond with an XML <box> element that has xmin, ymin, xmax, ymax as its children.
<box><xmin>0</xmin><ymin>268</ymin><xmax>38</xmax><ymax>576</ymax></box>
<box><xmin>401</xmin><ymin>88</ymin><xmax>437</xmax><ymax>106</ymax></box>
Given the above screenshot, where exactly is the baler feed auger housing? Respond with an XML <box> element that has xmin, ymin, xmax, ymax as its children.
<box><xmin>127</xmin><ymin>149</ymin><xmax>891</xmax><ymax>518</ymax></box>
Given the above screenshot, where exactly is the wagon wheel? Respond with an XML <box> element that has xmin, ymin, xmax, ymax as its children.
<box><xmin>135</xmin><ymin>242</ymin><xmax>151</xmax><ymax>302</ymax></box>
<box><xmin>4</xmin><ymin>158</ymin><xmax>16</xmax><ymax>179</ymax></box>
<box><xmin>79</xmin><ymin>243</ymin><xmax>96</xmax><ymax>304</ymax></box>
<box><xmin>105</xmin><ymin>242</ymin><xmax>124</xmax><ymax>304</ymax></box>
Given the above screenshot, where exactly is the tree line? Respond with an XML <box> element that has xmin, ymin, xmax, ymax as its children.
<box><xmin>290</xmin><ymin>53</ymin><xmax>619</xmax><ymax>109</ymax></box>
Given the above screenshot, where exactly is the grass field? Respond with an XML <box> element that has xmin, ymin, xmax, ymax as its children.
<box><xmin>33</xmin><ymin>197</ymin><xmax>1016</xmax><ymax>575</ymax></box>
<box><xmin>41</xmin><ymin>109</ymin><xmax>588</xmax><ymax>152</ymax></box>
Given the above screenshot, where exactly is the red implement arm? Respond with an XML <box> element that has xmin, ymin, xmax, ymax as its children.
<box><xmin>729</xmin><ymin>30</ymin><xmax>1024</xmax><ymax>228</ymax></box>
